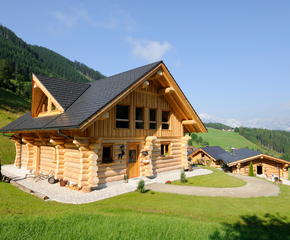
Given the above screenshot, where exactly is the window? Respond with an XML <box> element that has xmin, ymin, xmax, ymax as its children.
<box><xmin>40</xmin><ymin>97</ymin><xmax>48</xmax><ymax>114</ymax></box>
<box><xmin>201</xmin><ymin>153</ymin><xmax>205</xmax><ymax>157</ymax></box>
<box><xmin>135</xmin><ymin>107</ymin><xmax>143</xmax><ymax>129</ymax></box>
<box><xmin>102</xmin><ymin>144</ymin><xmax>113</xmax><ymax>164</ymax></box>
<box><xmin>116</xmin><ymin>105</ymin><xmax>129</xmax><ymax>128</ymax></box>
<box><xmin>161</xmin><ymin>143</ymin><xmax>170</xmax><ymax>157</ymax></box>
<box><xmin>149</xmin><ymin>109</ymin><xmax>156</xmax><ymax>129</ymax></box>
<box><xmin>162</xmin><ymin>111</ymin><xmax>170</xmax><ymax>129</ymax></box>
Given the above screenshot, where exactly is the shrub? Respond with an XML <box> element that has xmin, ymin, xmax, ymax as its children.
<box><xmin>249</xmin><ymin>161</ymin><xmax>254</xmax><ymax>177</ymax></box>
<box><xmin>137</xmin><ymin>179</ymin><xmax>145</xmax><ymax>193</ymax></box>
<box><xmin>180</xmin><ymin>172</ymin><xmax>186</xmax><ymax>183</ymax></box>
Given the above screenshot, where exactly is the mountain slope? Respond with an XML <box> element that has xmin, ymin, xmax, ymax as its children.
<box><xmin>0</xmin><ymin>25</ymin><xmax>105</xmax><ymax>84</ymax></box>
<box><xmin>194</xmin><ymin>128</ymin><xmax>281</xmax><ymax>157</ymax></box>
<box><xmin>0</xmin><ymin>89</ymin><xmax>30</xmax><ymax>164</ymax></box>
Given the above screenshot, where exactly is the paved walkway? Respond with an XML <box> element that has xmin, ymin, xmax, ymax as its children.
<box><xmin>1</xmin><ymin>164</ymin><xmax>211</xmax><ymax>204</ymax></box>
<box><xmin>148</xmin><ymin>173</ymin><xmax>280</xmax><ymax>198</ymax></box>
<box><xmin>2</xmin><ymin>165</ymin><xmax>280</xmax><ymax>203</ymax></box>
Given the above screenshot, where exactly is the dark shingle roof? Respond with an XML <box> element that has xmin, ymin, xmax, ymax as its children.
<box><xmin>35</xmin><ymin>75</ymin><xmax>90</xmax><ymax>110</ymax></box>
<box><xmin>218</xmin><ymin>148</ymin><xmax>261</xmax><ymax>164</ymax></box>
<box><xmin>201</xmin><ymin>146</ymin><xmax>226</xmax><ymax>160</ymax></box>
<box><xmin>0</xmin><ymin>61</ymin><xmax>162</xmax><ymax>132</ymax></box>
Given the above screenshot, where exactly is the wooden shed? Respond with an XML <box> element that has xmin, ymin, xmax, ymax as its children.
<box><xmin>0</xmin><ymin>61</ymin><xmax>207</xmax><ymax>189</ymax></box>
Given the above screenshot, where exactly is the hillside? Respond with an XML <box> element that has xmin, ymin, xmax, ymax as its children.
<box><xmin>0</xmin><ymin>25</ymin><xmax>105</xmax><ymax>99</ymax></box>
<box><xmin>193</xmin><ymin>128</ymin><xmax>281</xmax><ymax>157</ymax></box>
<box><xmin>0</xmin><ymin>89</ymin><xmax>30</xmax><ymax>164</ymax></box>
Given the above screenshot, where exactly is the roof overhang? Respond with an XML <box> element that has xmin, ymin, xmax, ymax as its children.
<box><xmin>188</xmin><ymin>148</ymin><xmax>215</xmax><ymax>160</ymax></box>
<box><xmin>228</xmin><ymin>154</ymin><xmax>290</xmax><ymax>167</ymax></box>
<box><xmin>79</xmin><ymin>62</ymin><xmax>207</xmax><ymax>133</ymax></box>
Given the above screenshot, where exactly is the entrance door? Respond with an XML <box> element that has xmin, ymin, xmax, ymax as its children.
<box><xmin>127</xmin><ymin>144</ymin><xmax>139</xmax><ymax>178</ymax></box>
<box><xmin>257</xmin><ymin>166</ymin><xmax>262</xmax><ymax>174</ymax></box>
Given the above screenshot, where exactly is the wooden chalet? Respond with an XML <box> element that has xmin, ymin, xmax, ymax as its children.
<box><xmin>0</xmin><ymin>61</ymin><xmax>207</xmax><ymax>190</ymax></box>
<box><xmin>188</xmin><ymin>146</ymin><xmax>226</xmax><ymax>167</ymax></box>
<box><xmin>219</xmin><ymin>149</ymin><xmax>289</xmax><ymax>179</ymax></box>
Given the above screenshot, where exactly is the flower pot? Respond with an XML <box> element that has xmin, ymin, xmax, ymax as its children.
<box><xmin>59</xmin><ymin>179</ymin><xmax>68</xmax><ymax>187</ymax></box>
<box><xmin>188</xmin><ymin>165</ymin><xmax>192</xmax><ymax>171</ymax></box>
<box><xmin>124</xmin><ymin>179</ymin><xmax>128</xmax><ymax>183</ymax></box>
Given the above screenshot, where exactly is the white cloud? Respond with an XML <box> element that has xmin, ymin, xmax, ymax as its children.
<box><xmin>51</xmin><ymin>6</ymin><xmax>136</xmax><ymax>31</ymax></box>
<box><xmin>199</xmin><ymin>113</ymin><xmax>241</xmax><ymax>128</ymax></box>
<box><xmin>282</xmin><ymin>101</ymin><xmax>290</xmax><ymax>110</ymax></box>
<box><xmin>51</xmin><ymin>11</ymin><xmax>77</xmax><ymax>28</ymax></box>
<box><xmin>127</xmin><ymin>37</ymin><xmax>172</xmax><ymax>62</ymax></box>
<box><xmin>199</xmin><ymin>112</ymin><xmax>290</xmax><ymax>131</ymax></box>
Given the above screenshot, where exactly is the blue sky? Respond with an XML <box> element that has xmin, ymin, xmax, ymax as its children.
<box><xmin>1</xmin><ymin>0</ymin><xmax>290</xmax><ymax>130</ymax></box>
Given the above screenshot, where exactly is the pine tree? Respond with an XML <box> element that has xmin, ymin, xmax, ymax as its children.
<box><xmin>249</xmin><ymin>161</ymin><xmax>254</xmax><ymax>177</ymax></box>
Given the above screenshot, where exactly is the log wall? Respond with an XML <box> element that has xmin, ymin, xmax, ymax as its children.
<box><xmin>232</xmin><ymin>158</ymin><xmax>289</xmax><ymax>179</ymax></box>
<box><xmin>39</xmin><ymin>145</ymin><xmax>56</xmax><ymax>174</ymax></box>
<box><xmin>151</xmin><ymin>138</ymin><xmax>183</xmax><ymax>174</ymax></box>
<box><xmin>88</xmin><ymin>88</ymin><xmax>183</xmax><ymax>139</ymax></box>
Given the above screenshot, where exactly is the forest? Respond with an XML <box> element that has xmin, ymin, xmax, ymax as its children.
<box><xmin>238</xmin><ymin>126</ymin><xmax>290</xmax><ymax>160</ymax></box>
<box><xmin>0</xmin><ymin>25</ymin><xmax>105</xmax><ymax>99</ymax></box>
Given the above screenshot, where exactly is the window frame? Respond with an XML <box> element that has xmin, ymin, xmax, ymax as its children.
<box><xmin>116</xmin><ymin>105</ymin><xmax>130</xmax><ymax>129</ymax></box>
<box><xmin>161</xmin><ymin>110</ymin><xmax>170</xmax><ymax>130</ymax></box>
<box><xmin>135</xmin><ymin>107</ymin><xmax>144</xmax><ymax>129</ymax></box>
<box><xmin>161</xmin><ymin>142</ymin><xmax>171</xmax><ymax>157</ymax></box>
<box><xmin>149</xmin><ymin>109</ymin><xmax>157</xmax><ymax>130</ymax></box>
<box><xmin>102</xmin><ymin>143</ymin><xmax>114</xmax><ymax>164</ymax></box>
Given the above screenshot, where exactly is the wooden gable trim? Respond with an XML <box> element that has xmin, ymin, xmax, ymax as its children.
<box><xmin>79</xmin><ymin>63</ymin><xmax>164</xmax><ymax>131</ymax></box>
<box><xmin>227</xmin><ymin>154</ymin><xmax>290</xmax><ymax>167</ymax></box>
<box><xmin>31</xmin><ymin>74</ymin><xmax>64</xmax><ymax>117</ymax></box>
<box><xmin>188</xmin><ymin>148</ymin><xmax>216</xmax><ymax>161</ymax></box>
<box><xmin>157</xmin><ymin>65</ymin><xmax>206</xmax><ymax>133</ymax></box>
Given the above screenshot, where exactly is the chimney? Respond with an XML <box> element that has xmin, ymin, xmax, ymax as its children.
<box><xmin>232</xmin><ymin>149</ymin><xmax>236</xmax><ymax>155</ymax></box>
<box><xmin>257</xmin><ymin>149</ymin><xmax>260</xmax><ymax>153</ymax></box>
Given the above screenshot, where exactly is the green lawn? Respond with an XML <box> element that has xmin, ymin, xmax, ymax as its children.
<box><xmin>0</xmin><ymin>89</ymin><xmax>30</xmax><ymax>164</ymax></box>
<box><xmin>1</xmin><ymin>168</ymin><xmax>290</xmax><ymax>239</ymax></box>
<box><xmin>172</xmin><ymin>166</ymin><xmax>247</xmax><ymax>188</ymax></box>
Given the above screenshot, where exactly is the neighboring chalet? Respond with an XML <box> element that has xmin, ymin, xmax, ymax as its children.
<box><xmin>188</xmin><ymin>146</ymin><xmax>226</xmax><ymax>167</ymax></box>
<box><xmin>219</xmin><ymin>148</ymin><xmax>289</xmax><ymax>179</ymax></box>
<box><xmin>0</xmin><ymin>61</ymin><xmax>207</xmax><ymax>190</ymax></box>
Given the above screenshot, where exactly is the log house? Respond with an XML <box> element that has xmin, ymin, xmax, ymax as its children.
<box><xmin>188</xmin><ymin>146</ymin><xmax>226</xmax><ymax>167</ymax></box>
<box><xmin>0</xmin><ymin>61</ymin><xmax>207</xmax><ymax>189</ymax></box>
<box><xmin>219</xmin><ymin>148</ymin><xmax>289</xmax><ymax>179</ymax></box>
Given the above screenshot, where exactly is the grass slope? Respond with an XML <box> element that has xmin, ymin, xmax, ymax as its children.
<box><xmin>172</xmin><ymin>166</ymin><xmax>246</xmax><ymax>187</ymax></box>
<box><xmin>1</xmin><ymin>170</ymin><xmax>290</xmax><ymax>239</ymax></box>
<box><xmin>195</xmin><ymin>128</ymin><xmax>279</xmax><ymax>156</ymax></box>
<box><xmin>0</xmin><ymin>89</ymin><xmax>30</xmax><ymax>164</ymax></box>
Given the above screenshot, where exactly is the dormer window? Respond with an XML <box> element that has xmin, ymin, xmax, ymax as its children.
<box><xmin>37</xmin><ymin>96</ymin><xmax>60</xmax><ymax>117</ymax></box>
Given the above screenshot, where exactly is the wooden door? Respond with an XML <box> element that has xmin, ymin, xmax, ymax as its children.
<box><xmin>127</xmin><ymin>144</ymin><xmax>139</xmax><ymax>178</ymax></box>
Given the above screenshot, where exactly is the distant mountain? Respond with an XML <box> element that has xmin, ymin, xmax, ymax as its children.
<box><xmin>0</xmin><ymin>24</ymin><xmax>105</xmax><ymax>98</ymax></box>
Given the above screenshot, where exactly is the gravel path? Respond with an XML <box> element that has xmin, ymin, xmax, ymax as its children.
<box><xmin>2</xmin><ymin>164</ymin><xmax>211</xmax><ymax>204</ymax></box>
<box><xmin>148</xmin><ymin>173</ymin><xmax>280</xmax><ymax>198</ymax></box>
<box><xmin>3</xmin><ymin>165</ymin><xmax>279</xmax><ymax>203</ymax></box>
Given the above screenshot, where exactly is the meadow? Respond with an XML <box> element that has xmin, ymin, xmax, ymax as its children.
<box><xmin>0</xmin><ymin>89</ymin><xmax>30</xmax><ymax>164</ymax></box>
<box><xmin>1</xmin><ymin>167</ymin><xmax>290</xmax><ymax>239</ymax></box>
<box><xmin>195</xmin><ymin>128</ymin><xmax>280</xmax><ymax>157</ymax></box>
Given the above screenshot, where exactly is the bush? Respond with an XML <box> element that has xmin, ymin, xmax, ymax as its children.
<box><xmin>137</xmin><ymin>179</ymin><xmax>145</xmax><ymax>193</ymax></box>
<box><xmin>249</xmin><ymin>161</ymin><xmax>254</xmax><ymax>177</ymax></box>
<box><xmin>180</xmin><ymin>172</ymin><xmax>186</xmax><ymax>183</ymax></box>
